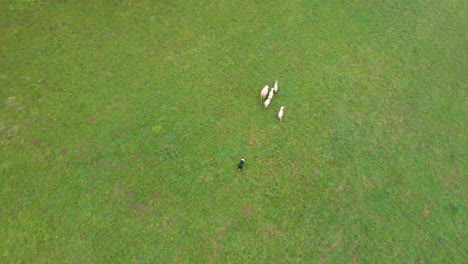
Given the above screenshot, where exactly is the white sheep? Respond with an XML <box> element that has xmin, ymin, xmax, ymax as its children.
<box><xmin>278</xmin><ymin>106</ymin><xmax>284</xmax><ymax>121</ymax></box>
<box><xmin>260</xmin><ymin>85</ymin><xmax>269</xmax><ymax>101</ymax></box>
<box><xmin>264</xmin><ymin>98</ymin><xmax>271</xmax><ymax>108</ymax></box>
<box><xmin>273</xmin><ymin>80</ymin><xmax>278</xmax><ymax>93</ymax></box>
<box><xmin>268</xmin><ymin>88</ymin><xmax>274</xmax><ymax>100</ymax></box>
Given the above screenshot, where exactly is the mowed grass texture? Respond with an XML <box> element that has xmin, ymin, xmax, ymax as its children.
<box><xmin>1</xmin><ymin>0</ymin><xmax>466</xmax><ymax>262</ymax></box>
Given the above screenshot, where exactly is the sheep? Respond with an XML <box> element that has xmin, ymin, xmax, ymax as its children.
<box><xmin>238</xmin><ymin>157</ymin><xmax>246</xmax><ymax>171</ymax></box>
<box><xmin>278</xmin><ymin>106</ymin><xmax>284</xmax><ymax>121</ymax></box>
<box><xmin>260</xmin><ymin>85</ymin><xmax>269</xmax><ymax>101</ymax></box>
<box><xmin>264</xmin><ymin>98</ymin><xmax>272</xmax><ymax>108</ymax></box>
<box><xmin>268</xmin><ymin>88</ymin><xmax>274</xmax><ymax>100</ymax></box>
<box><xmin>273</xmin><ymin>80</ymin><xmax>278</xmax><ymax>93</ymax></box>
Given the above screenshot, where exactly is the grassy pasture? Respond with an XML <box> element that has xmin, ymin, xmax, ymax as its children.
<box><xmin>0</xmin><ymin>0</ymin><xmax>466</xmax><ymax>263</ymax></box>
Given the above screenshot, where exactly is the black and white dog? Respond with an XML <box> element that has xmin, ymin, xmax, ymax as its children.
<box><xmin>238</xmin><ymin>157</ymin><xmax>246</xmax><ymax>171</ymax></box>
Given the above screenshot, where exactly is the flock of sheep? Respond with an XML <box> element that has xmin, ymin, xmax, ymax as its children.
<box><xmin>260</xmin><ymin>80</ymin><xmax>284</xmax><ymax>121</ymax></box>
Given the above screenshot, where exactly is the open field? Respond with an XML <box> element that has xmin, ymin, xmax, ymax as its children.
<box><xmin>1</xmin><ymin>0</ymin><xmax>466</xmax><ymax>262</ymax></box>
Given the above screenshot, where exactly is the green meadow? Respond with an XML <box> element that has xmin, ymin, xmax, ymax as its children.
<box><xmin>1</xmin><ymin>0</ymin><xmax>466</xmax><ymax>262</ymax></box>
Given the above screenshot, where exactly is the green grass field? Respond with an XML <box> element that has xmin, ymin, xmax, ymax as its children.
<box><xmin>1</xmin><ymin>0</ymin><xmax>466</xmax><ymax>262</ymax></box>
